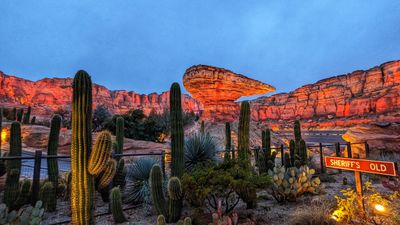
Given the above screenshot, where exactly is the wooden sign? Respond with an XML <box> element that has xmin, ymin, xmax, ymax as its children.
<box><xmin>325</xmin><ymin>156</ymin><xmax>398</xmax><ymax>176</ymax></box>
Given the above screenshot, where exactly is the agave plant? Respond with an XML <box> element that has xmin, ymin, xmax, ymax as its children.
<box><xmin>124</xmin><ymin>157</ymin><xmax>159</xmax><ymax>208</ymax></box>
<box><xmin>184</xmin><ymin>132</ymin><xmax>218</xmax><ymax>171</ymax></box>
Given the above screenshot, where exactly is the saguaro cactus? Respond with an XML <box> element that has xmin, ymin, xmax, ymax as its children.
<box><xmin>289</xmin><ymin>139</ymin><xmax>295</xmax><ymax>167</ymax></box>
<box><xmin>4</xmin><ymin>122</ymin><xmax>22</xmax><ymax>210</ymax></box>
<box><xmin>170</xmin><ymin>83</ymin><xmax>184</xmax><ymax>178</ymax></box>
<box><xmin>224</xmin><ymin>122</ymin><xmax>231</xmax><ymax>161</ymax></box>
<box><xmin>70</xmin><ymin>70</ymin><xmax>95</xmax><ymax>225</ymax></box>
<box><xmin>31</xmin><ymin>116</ymin><xmax>36</xmax><ymax>124</ymax></box>
<box><xmin>115</xmin><ymin>116</ymin><xmax>124</xmax><ymax>160</ymax></box>
<box><xmin>47</xmin><ymin>115</ymin><xmax>61</xmax><ymax>192</ymax></box>
<box><xmin>23</xmin><ymin>106</ymin><xmax>31</xmax><ymax>124</ymax></box>
<box><xmin>150</xmin><ymin>164</ymin><xmax>183</xmax><ymax>223</ymax></box>
<box><xmin>238</xmin><ymin>101</ymin><xmax>250</xmax><ymax>161</ymax></box>
<box><xmin>294</xmin><ymin>120</ymin><xmax>302</xmax><ymax>143</ymax></box>
<box><xmin>258</xmin><ymin>128</ymin><xmax>276</xmax><ymax>173</ymax></box>
<box><xmin>17</xmin><ymin>109</ymin><xmax>24</xmax><ymax>122</ymax></box>
<box><xmin>113</xmin><ymin>158</ymin><xmax>127</xmax><ymax>189</ymax></box>
<box><xmin>110</xmin><ymin>187</ymin><xmax>127</xmax><ymax>223</ymax></box>
<box><xmin>11</xmin><ymin>107</ymin><xmax>17</xmax><ymax>121</ymax></box>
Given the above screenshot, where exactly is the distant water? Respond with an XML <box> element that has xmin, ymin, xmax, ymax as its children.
<box><xmin>20</xmin><ymin>151</ymin><xmax>71</xmax><ymax>178</ymax></box>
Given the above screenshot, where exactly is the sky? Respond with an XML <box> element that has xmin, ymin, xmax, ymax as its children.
<box><xmin>1</xmin><ymin>0</ymin><xmax>399</xmax><ymax>97</ymax></box>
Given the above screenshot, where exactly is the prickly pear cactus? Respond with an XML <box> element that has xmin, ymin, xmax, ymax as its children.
<box><xmin>268</xmin><ymin>165</ymin><xmax>324</xmax><ymax>202</ymax></box>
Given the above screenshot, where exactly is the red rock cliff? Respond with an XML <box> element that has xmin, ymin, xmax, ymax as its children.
<box><xmin>0</xmin><ymin>72</ymin><xmax>202</xmax><ymax>117</ymax></box>
<box><xmin>252</xmin><ymin>60</ymin><xmax>400</xmax><ymax>128</ymax></box>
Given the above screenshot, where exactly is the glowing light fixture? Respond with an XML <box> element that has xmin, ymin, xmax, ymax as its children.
<box><xmin>1</xmin><ymin>128</ymin><xmax>7</xmax><ymax>143</ymax></box>
<box><xmin>375</xmin><ymin>204</ymin><xmax>385</xmax><ymax>212</ymax></box>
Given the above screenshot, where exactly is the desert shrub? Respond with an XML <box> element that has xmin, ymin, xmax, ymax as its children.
<box><xmin>124</xmin><ymin>157</ymin><xmax>159</xmax><ymax>213</ymax></box>
<box><xmin>92</xmin><ymin>105</ymin><xmax>111</xmax><ymax>131</ymax></box>
<box><xmin>184</xmin><ymin>132</ymin><xmax>218</xmax><ymax>171</ymax></box>
<box><xmin>332</xmin><ymin>181</ymin><xmax>400</xmax><ymax>225</ymax></box>
<box><xmin>268</xmin><ymin>165</ymin><xmax>324</xmax><ymax>202</ymax></box>
<box><xmin>289</xmin><ymin>200</ymin><xmax>337</xmax><ymax>225</ymax></box>
<box><xmin>181</xmin><ymin>159</ymin><xmax>271</xmax><ymax>213</ymax></box>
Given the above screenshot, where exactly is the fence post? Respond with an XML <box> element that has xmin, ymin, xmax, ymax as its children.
<box><xmin>335</xmin><ymin>142</ymin><xmax>342</xmax><ymax>174</ymax></box>
<box><xmin>31</xmin><ymin>150</ymin><xmax>42</xmax><ymax>205</ymax></box>
<box><xmin>347</xmin><ymin>142</ymin><xmax>352</xmax><ymax>158</ymax></box>
<box><xmin>161</xmin><ymin>151</ymin><xmax>166</xmax><ymax>178</ymax></box>
<box><xmin>319</xmin><ymin>143</ymin><xmax>325</xmax><ymax>174</ymax></box>
<box><xmin>364</xmin><ymin>141</ymin><xmax>369</xmax><ymax>158</ymax></box>
<box><xmin>280</xmin><ymin>144</ymin><xmax>284</xmax><ymax>166</ymax></box>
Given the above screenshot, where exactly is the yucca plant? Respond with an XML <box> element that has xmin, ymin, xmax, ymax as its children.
<box><xmin>184</xmin><ymin>133</ymin><xmax>218</xmax><ymax>171</ymax></box>
<box><xmin>124</xmin><ymin>157</ymin><xmax>159</xmax><ymax>207</ymax></box>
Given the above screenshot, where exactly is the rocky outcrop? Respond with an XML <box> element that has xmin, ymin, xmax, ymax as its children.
<box><xmin>252</xmin><ymin>60</ymin><xmax>400</xmax><ymax>128</ymax></box>
<box><xmin>0</xmin><ymin>71</ymin><xmax>202</xmax><ymax>118</ymax></box>
<box><xmin>183</xmin><ymin>65</ymin><xmax>275</xmax><ymax>122</ymax></box>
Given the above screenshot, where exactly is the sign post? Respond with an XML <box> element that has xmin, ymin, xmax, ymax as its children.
<box><xmin>325</xmin><ymin>156</ymin><xmax>398</xmax><ymax>212</ymax></box>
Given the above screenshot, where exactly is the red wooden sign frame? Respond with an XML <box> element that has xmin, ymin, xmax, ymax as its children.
<box><xmin>324</xmin><ymin>156</ymin><xmax>398</xmax><ymax>176</ymax></box>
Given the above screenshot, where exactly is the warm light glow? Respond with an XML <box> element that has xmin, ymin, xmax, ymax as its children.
<box><xmin>375</xmin><ymin>204</ymin><xmax>385</xmax><ymax>212</ymax></box>
<box><xmin>331</xmin><ymin>215</ymin><xmax>338</xmax><ymax>221</ymax></box>
<box><xmin>1</xmin><ymin>128</ymin><xmax>7</xmax><ymax>144</ymax></box>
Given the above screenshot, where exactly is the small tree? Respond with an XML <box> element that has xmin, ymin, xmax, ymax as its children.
<box><xmin>93</xmin><ymin>105</ymin><xmax>111</xmax><ymax>131</ymax></box>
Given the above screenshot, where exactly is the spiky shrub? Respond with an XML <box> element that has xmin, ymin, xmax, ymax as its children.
<box><xmin>268</xmin><ymin>165</ymin><xmax>324</xmax><ymax>202</ymax></box>
<box><xmin>17</xmin><ymin>109</ymin><xmax>23</xmax><ymax>122</ymax></box>
<box><xmin>113</xmin><ymin>158</ymin><xmax>127</xmax><ymax>189</ymax></box>
<box><xmin>39</xmin><ymin>181</ymin><xmax>56</xmax><ymax>212</ymax></box>
<box><xmin>110</xmin><ymin>187</ymin><xmax>127</xmax><ymax>223</ymax></box>
<box><xmin>4</xmin><ymin>122</ymin><xmax>22</xmax><ymax>210</ymax></box>
<box><xmin>224</xmin><ymin>122</ymin><xmax>231</xmax><ymax>161</ymax></box>
<box><xmin>150</xmin><ymin>164</ymin><xmax>183</xmax><ymax>223</ymax></box>
<box><xmin>237</xmin><ymin>101</ymin><xmax>250</xmax><ymax>162</ymax></box>
<box><xmin>115</xmin><ymin>116</ymin><xmax>124</xmax><ymax>160</ymax></box>
<box><xmin>184</xmin><ymin>133</ymin><xmax>217</xmax><ymax>171</ymax></box>
<box><xmin>23</xmin><ymin>106</ymin><xmax>31</xmax><ymax>124</ymax></box>
<box><xmin>170</xmin><ymin>83</ymin><xmax>184</xmax><ymax>178</ymax></box>
<box><xmin>15</xmin><ymin>179</ymin><xmax>31</xmax><ymax>209</ymax></box>
<box><xmin>47</xmin><ymin>115</ymin><xmax>61</xmax><ymax>194</ymax></box>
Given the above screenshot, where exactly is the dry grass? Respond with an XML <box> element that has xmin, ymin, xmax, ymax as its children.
<box><xmin>289</xmin><ymin>199</ymin><xmax>337</xmax><ymax>225</ymax></box>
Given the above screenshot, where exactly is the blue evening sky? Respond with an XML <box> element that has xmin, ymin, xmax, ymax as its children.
<box><xmin>1</xmin><ymin>0</ymin><xmax>399</xmax><ymax>97</ymax></box>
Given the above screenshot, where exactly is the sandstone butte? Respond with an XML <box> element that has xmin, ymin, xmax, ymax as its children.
<box><xmin>0</xmin><ymin>60</ymin><xmax>400</xmax><ymax>129</ymax></box>
<box><xmin>183</xmin><ymin>65</ymin><xmax>276</xmax><ymax>122</ymax></box>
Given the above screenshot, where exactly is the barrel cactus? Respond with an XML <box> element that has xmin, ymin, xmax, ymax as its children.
<box><xmin>4</xmin><ymin>122</ymin><xmax>22</xmax><ymax>210</ymax></box>
<box><xmin>238</xmin><ymin>101</ymin><xmax>250</xmax><ymax>162</ymax></box>
<box><xmin>47</xmin><ymin>115</ymin><xmax>61</xmax><ymax>194</ymax></box>
<box><xmin>110</xmin><ymin>187</ymin><xmax>127</xmax><ymax>223</ymax></box>
<box><xmin>15</xmin><ymin>179</ymin><xmax>32</xmax><ymax>209</ymax></box>
<box><xmin>39</xmin><ymin>181</ymin><xmax>56</xmax><ymax>212</ymax></box>
<box><xmin>268</xmin><ymin>165</ymin><xmax>323</xmax><ymax>202</ymax></box>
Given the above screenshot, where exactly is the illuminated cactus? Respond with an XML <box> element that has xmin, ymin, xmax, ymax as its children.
<box><xmin>110</xmin><ymin>187</ymin><xmax>127</xmax><ymax>223</ymax></box>
<box><xmin>170</xmin><ymin>83</ymin><xmax>184</xmax><ymax>178</ymax></box>
<box><xmin>88</xmin><ymin>131</ymin><xmax>112</xmax><ymax>176</ymax></box>
<box><xmin>23</xmin><ymin>106</ymin><xmax>31</xmax><ymax>124</ymax></box>
<box><xmin>115</xmin><ymin>116</ymin><xmax>124</xmax><ymax>160</ymax></box>
<box><xmin>97</xmin><ymin>159</ymin><xmax>117</xmax><ymax>190</ymax></box>
<box><xmin>40</xmin><ymin>181</ymin><xmax>56</xmax><ymax>212</ymax></box>
<box><xmin>47</xmin><ymin>115</ymin><xmax>61</xmax><ymax>192</ymax></box>
<box><xmin>70</xmin><ymin>70</ymin><xmax>95</xmax><ymax>225</ymax></box>
<box><xmin>4</xmin><ymin>122</ymin><xmax>22</xmax><ymax>210</ymax></box>
<box><xmin>224</xmin><ymin>122</ymin><xmax>231</xmax><ymax>161</ymax></box>
<box><xmin>150</xmin><ymin>164</ymin><xmax>183</xmax><ymax>223</ymax></box>
<box><xmin>238</xmin><ymin>101</ymin><xmax>250</xmax><ymax>162</ymax></box>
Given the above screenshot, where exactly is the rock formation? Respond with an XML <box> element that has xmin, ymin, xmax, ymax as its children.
<box><xmin>0</xmin><ymin>71</ymin><xmax>202</xmax><ymax>118</ymax></box>
<box><xmin>183</xmin><ymin>65</ymin><xmax>276</xmax><ymax>122</ymax></box>
<box><xmin>252</xmin><ymin>60</ymin><xmax>400</xmax><ymax>128</ymax></box>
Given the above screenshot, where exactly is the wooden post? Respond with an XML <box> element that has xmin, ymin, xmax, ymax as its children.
<box><xmin>365</xmin><ymin>141</ymin><xmax>370</xmax><ymax>158</ymax></box>
<box><xmin>280</xmin><ymin>144</ymin><xmax>284</xmax><ymax>166</ymax></box>
<box><xmin>319</xmin><ymin>143</ymin><xmax>325</xmax><ymax>174</ymax></box>
<box><xmin>31</xmin><ymin>150</ymin><xmax>42</xmax><ymax>205</ymax></box>
<box><xmin>351</xmin><ymin>153</ymin><xmax>365</xmax><ymax>212</ymax></box>
<box><xmin>347</xmin><ymin>142</ymin><xmax>352</xmax><ymax>158</ymax></box>
<box><xmin>335</xmin><ymin>142</ymin><xmax>342</xmax><ymax>173</ymax></box>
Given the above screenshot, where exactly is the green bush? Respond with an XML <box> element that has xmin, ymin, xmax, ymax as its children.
<box><xmin>181</xmin><ymin>159</ymin><xmax>271</xmax><ymax>213</ymax></box>
<box><xmin>92</xmin><ymin>105</ymin><xmax>111</xmax><ymax>131</ymax></box>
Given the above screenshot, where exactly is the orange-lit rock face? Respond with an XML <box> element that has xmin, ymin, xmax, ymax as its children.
<box><xmin>183</xmin><ymin>65</ymin><xmax>276</xmax><ymax>122</ymax></box>
<box><xmin>252</xmin><ymin>60</ymin><xmax>400</xmax><ymax>128</ymax></box>
<box><xmin>0</xmin><ymin>72</ymin><xmax>202</xmax><ymax>117</ymax></box>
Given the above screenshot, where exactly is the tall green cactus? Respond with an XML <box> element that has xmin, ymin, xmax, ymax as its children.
<box><xmin>70</xmin><ymin>70</ymin><xmax>95</xmax><ymax>225</ymax></box>
<box><xmin>238</xmin><ymin>101</ymin><xmax>250</xmax><ymax>161</ymax></box>
<box><xmin>284</xmin><ymin>152</ymin><xmax>291</xmax><ymax>168</ymax></box>
<box><xmin>23</xmin><ymin>106</ymin><xmax>31</xmax><ymax>124</ymax></box>
<box><xmin>31</xmin><ymin>116</ymin><xmax>36</xmax><ymax>125</ymax></box>
<box><xmin>110</xmin><ymin>187</ymin><xmax>127</xmax><ymax>223</ymax></box>
<box><xmin>150</xmin><ymin>164</ymin><xmax>183</xmax><ymax>223</ymax></box>
<box><xmin>170</xmin><ymin>83</ymin><xmax>184</xmax><ymax>178</ymax></box>
<box><xmin>258</xmin><ymin>128</ymin><xmax>276</xmax><ymax>173</ymax></box>
<box><xmin>40</xmin><ymin>181</ymin><xmax>56</xmax><ymax>212</ymax></box>
<box><xmin>289</xmin><ymin>139</ymin><xmax>295</xmax><ymax>167</ymax></box>
<box><xmin>115</xmin><ymin>116</ymin><xmax>124</xmax><ymax>160</ymax></box>
<box><xmin>294</xmin><ymin>120</ymin><xmax>302</xmax><ymax>143</ymax></box>
<box><xmin>4</xmin><ymin>122</ymin><xmax>22</xmax><ymax>210</ymax></box>
<box><xmin>113</xmin><ymin>158</ymin><xmax>126</xmax><ymax>189</ymax></box>
<box><xmin>17</xmin><ymin>108</ymin><xmax>23</xmax><ymax>122</ymax></box>
<box><xmin>12</xmin><ymin>107</ymin><xmax>17</xmax><ymax>121</ymax></box>
<box><xmin>224</xmin><ymin>122</ymin><xmax>231</xmax><ymax>161</ymax></box>
<box><xmin>47</xmin><ymin>115</ymin><xmax>61</xmax><ymax>193</ymax></box>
